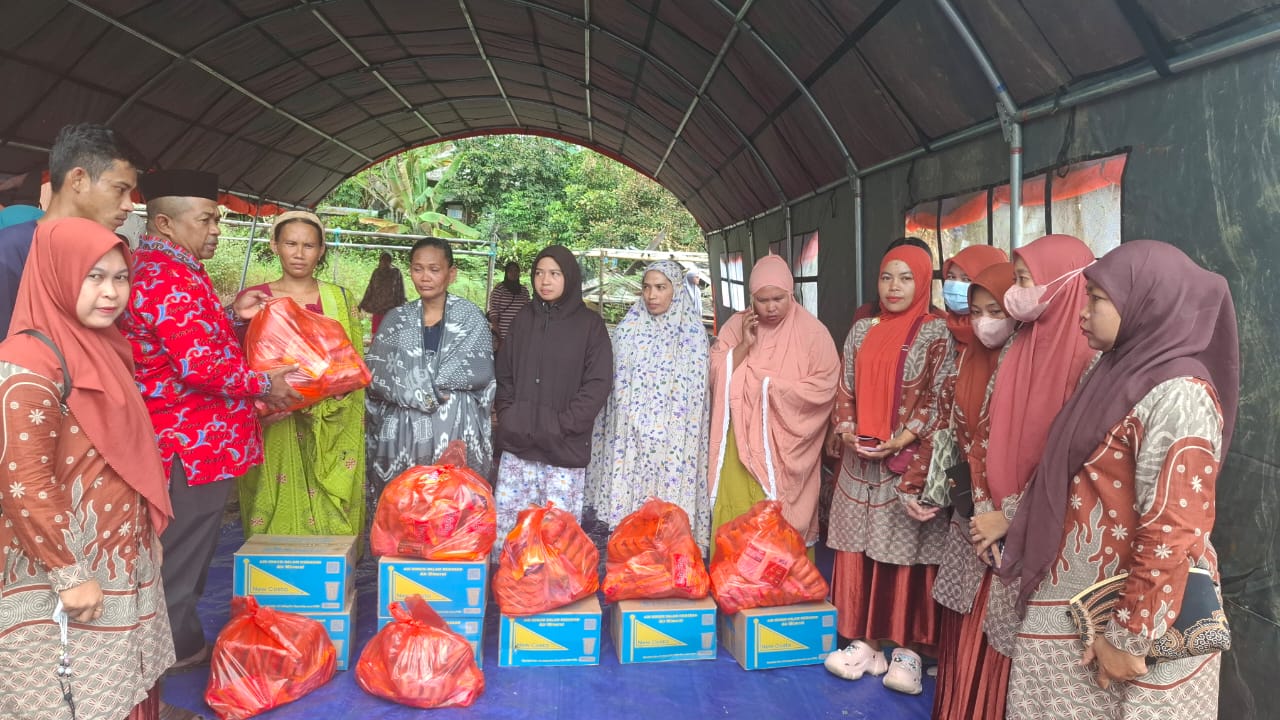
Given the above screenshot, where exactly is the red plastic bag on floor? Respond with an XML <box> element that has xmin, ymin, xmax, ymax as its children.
<box><xmin>355</xmin><ymin>595</ymin><xmax>484</xmax><ymax>709</ymax></box>
<box><xmin>245</xmin><ymin>296</ymin><xmax>371</xmax><ymax>414</ymax></box>
<box><xmin>603</xmin><ymin>498</ymin><xmax>709</xmax><ymax>601</ymax></box>
<box><xmin>494</xmin><ymin>502</ymin><xmax>599</xmax><ymax>616</ymax></box>
<box><xmin>370</xmin><ymin>441</ymin><xmax>497</xmax><ymax>560</ymax></box>
<box><xmin>709</xmin><ymin>500</ymin><xmax>829</xmax><ymax>614</ymax></box>
<box><xmin>204</xmin><ymin>596</ymin><xmax>336</xmax><ymax>720</ymax></box>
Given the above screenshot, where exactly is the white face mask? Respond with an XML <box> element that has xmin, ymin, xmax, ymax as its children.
<box><xmin>972</xmin><ymin>315</ymin><xmax>1017</xmax><ymax>349</ymax></box>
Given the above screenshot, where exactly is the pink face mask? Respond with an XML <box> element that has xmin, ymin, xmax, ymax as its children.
<box><xmin>972</xmin><ymin>315</ymin><xmax>1017</xmax><ymax>349</ymax></box>
<box><xmin>1003</xmin><ymin>266</ymin><xmax>1088</xmax><ymax>323</ymax></box>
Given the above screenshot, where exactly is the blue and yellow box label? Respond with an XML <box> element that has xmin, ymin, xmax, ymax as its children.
<box><xmin>610</xmin><ymin>597</ymin><xmax>717</xmax><ymax>664</ymax></box>
<box><xmin>376</xmin><ymin>556</ymin><xmax>487</xmax><ymax>616</ymax></box>
<box><xmin>233</xmin><ymin>535</ymin><xmax>356</xmax><ymax>611</ymax></box>
<box><xmin>301</xmin><ymin>591</ymin><xmax>356</xmax><ymax>671</ymax></box>
<box><xmin>499</xmin><ymin>595</ymin><xmax>601</xmax><ymax>667</ymax></box>
<box><xmin>718</xmin><ymin>601</ymin><xmax>837</xmax><ymax>670</ymax></box>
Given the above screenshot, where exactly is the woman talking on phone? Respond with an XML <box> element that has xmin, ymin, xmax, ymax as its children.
<box><xmin>706</xmin><ymin>255</ymin><xmax>839</xmax><ymax>555</ymax></box>
<box><xmin>823</xmin><ymin>244</ymin><xmax>951</xmax><ymax>696</ymax></box>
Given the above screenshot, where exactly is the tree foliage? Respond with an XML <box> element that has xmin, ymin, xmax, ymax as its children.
<box><xmin>342</xmin><ymin>145</ymin><xmax>480</xmax><ymax>239</ymax></box>
<box><xmin>322</xmin><ymin>135</ymin><xmax>704</xmax><ymax>274</ymax></box>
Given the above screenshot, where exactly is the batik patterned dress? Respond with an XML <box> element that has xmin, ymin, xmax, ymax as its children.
<box><xmin>828</xmin><ymin>316</ymin><xmax>951</xmax><ymax>564</ymax></box>
<box><xmin>1006</xmin><ymin>377</ymin><xmax>1223</xmax><ymax>720</ymax></box>
<box><xmin>0</xmin><ymin>365</ymin><xmax>173</xmax><ymax>719</ymax></box>
<box><xmin>930</xmin><ymin>341</ymin><xmax>1015</xmax><ymax>720</ymax></box>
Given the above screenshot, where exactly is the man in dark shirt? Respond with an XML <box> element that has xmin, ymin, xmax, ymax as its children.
<box><xmin>0</xmin><ymin>123</ymin><xmax>137</xmax><ymax>334</ymax></box>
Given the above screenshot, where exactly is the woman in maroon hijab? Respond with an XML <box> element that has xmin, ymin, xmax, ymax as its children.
<box><xmin>1001</xmin><ymin>240</ymin><xmax>1238</xmax><ymax>719</ymax></box>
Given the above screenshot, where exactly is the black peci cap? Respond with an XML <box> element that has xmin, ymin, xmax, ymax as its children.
<box><xmin>138</xmin><ymin>169</ymin><xmax>219</xmax><ymax>201</ymax></box>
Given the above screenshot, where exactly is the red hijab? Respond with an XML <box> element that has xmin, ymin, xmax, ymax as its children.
<box><xmin>954</xmin><ymin>262</ymin><xmax>1015</xmax><ymax>431</ymax></box>
<box><xmin>2</xmin><ymin>218</ymin><xmax>172</xmax><ymax>534</ymax></box>
<box><xmin>942</xmin><ymin>245</ymin><xmax>1008</xmax><ymax>347</ymax></box>
<box><xmin>1001</xmin><ymin>240</ymin><xmax>1238</xmax><ymax>610</ymax></box>
<box><xmin>854</xmin><ymin>245</ymin><xmax>933</xmax><ymax>442</ymax></box>
<box><xmin>985</xmin><ymin>234</ymin><xmax>1096</xmax><ymax>506</ymax></box>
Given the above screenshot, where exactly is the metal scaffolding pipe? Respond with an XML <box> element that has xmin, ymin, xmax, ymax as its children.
<box><xmin>853</xmin><ymin>176</ymin><xmax>864</xmax><ymax>303</ymax></box>
<box><xmin>237</xmin><ymin>203</ymin><xmax>263</xmax><ymax>292</ymax></box>
<box><xmin>935</xmin><ymin>0</ymin><xmax>1022</xmax><ymax>248</ymax></box>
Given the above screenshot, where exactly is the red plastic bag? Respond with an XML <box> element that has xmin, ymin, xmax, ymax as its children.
<box><xmin>204</xmin><ymin>596</ymin><xmax>336</xmax><ymax>720</ymax></box>
<box><xmin>709</xmin><ymin>500</ymin><xmax>830</xmax><ymax>614</ymax></box>
<box><xmin>494</xmin><ymin>502</ymin><xmax>599</xmax><ymax>616</ymax></box>
<box><xmin>355</xmin><ymin>595</ymin><xmax>484</xmax><ymax>709</ymax></box>
<box><xmin>245</xmin><ymin>296</ymin><xmax>371</xmax><ymax>414</ymax></box>
<box><xmin>370</xmin><ymin>440</ymin><xmax>496</xmax><ymax>560</ymax></box>
<box><xmin>603</xmin><ymin>498</ymin><xmax>709</xmax><ymax>602</ymax></box>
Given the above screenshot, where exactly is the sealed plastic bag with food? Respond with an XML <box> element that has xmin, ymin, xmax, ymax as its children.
<box><xmin>204</xmin><ymin>596</ymin><xmax>336</xmax><ymax>720</ymax></box>
<box><xmin>245</xmin><ymin>296</ymin><xmax>371</xmax><ymax>414</ymax></box>
<box><xmin>709</xmin><ymin>500</ymin><xmax>829</xmax><ymax>614</ymax></box>
<box><xmin>369</xmin><ymin>440</ymin><xmax>496</xmax><ymax>560</ymax></box>
<box><xmin>494</xmin><ymin>502</ymin><xmax>599</xmax><ymax>616</ymax></box>
<box><xmin>603</xmin><ymin>498</ymin><xmax>709</xmax><ymax>602</ymax></box>
<box><xmin>355</xmin><ymin>595</ymin><xmax>484</xmax><ymax>709</ymax></box>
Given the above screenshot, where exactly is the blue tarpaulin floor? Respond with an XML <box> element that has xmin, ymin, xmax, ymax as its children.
<box><xmin>161</xmin><ymin>519</ymin><xmax>935</xmax><ymax>719</ymax></box>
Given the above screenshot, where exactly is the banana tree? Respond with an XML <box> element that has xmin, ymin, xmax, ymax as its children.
<box><xmin>353</xmin><ymin>144</ymin><xmax>481</xmax><ymax>239</ymax></box>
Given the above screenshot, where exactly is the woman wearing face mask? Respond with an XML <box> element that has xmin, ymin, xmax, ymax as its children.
<box><xmin>930</xmin><ymin>261</ymin><xmax>1019</xmax><ymax>720</ymax></box>
<box><xmin>972</xmin><ymin>234</ymin><xmax>1097</xmax><ymax>656</ymax></box>
<box><xmin>823</xmin><ymin>245</ymin><xmax>951</xmax><ymax>695</ymax></box>
<box><xmin>584</xmin><ymin>260</ymin><xmax>711</xmax><ymax>550</ymax></box>
<box><xmin>0</xmin><ymin>218</ymin><xmax>174</xmax><ymax>719</ymax></box>
<box><xmin>1002</xmin><ymin>240</ymin><xmax>1235</xmax><ymax>718</ymax></box>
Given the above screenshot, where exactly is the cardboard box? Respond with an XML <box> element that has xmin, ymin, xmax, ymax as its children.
<box><xmin>498</xmin><ymin>596</ymin><xmax>602</xmax><ymax>667</ymax></box>
<box><xmin>377</xmin><ymin>557</ymin><xmax>487</xmax><ymax>616</ymax></box>
<box><xmin>233</xmin><ymin>535</ymin><xmax>356</xmax><ymax>611</ymax></box>
<box><xmin>610</xmin><ymin>597</ymin><xmax>717</xmax><ymax>664</ymax></box>
<box><xmin>300</xmin><ymin>592</ymin><xmax>356</xmax><ymax>671</ymax></box>
<box><xmin>718</xmin><ymin>601</ymin><xmax>837</xmax><ymax>670</ymax></box>
<box><xmin>376</xmin><ymin>612</ymin><xmax>484</xmax><ymax>666</ymax></box>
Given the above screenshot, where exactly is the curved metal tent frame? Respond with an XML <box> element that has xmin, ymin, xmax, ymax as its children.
<box><xmin>4</xmin><ymin>0</ymin><xmax>1276</xmax><ymax>232</ymax></box>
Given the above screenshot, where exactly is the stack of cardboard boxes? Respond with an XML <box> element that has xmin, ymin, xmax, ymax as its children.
<box><xmin>376</xmin><ymin>556</ymin><xmax>488</xmax><ymax>664</ymax></box>
<box><xmin>232</xmin><ymin>535</ymin><xmax>358</xmax><ymax>670</ymax></box>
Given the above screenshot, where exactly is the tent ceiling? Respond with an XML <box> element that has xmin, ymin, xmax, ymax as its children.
<box><xmin>2</xmin><ymin>0</ymin><xmax>1278</xmax><ymax>228</ymax></box>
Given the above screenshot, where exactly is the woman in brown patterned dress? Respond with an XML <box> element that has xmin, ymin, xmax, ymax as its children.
<box><xmin>1001</xmin><ymin>240</ymin><xmax>1237</xmax><ymax>719</ymax></box>
<box><xmin>929</xmin><ymin>261</ymin><xmax>1018</xmax><ymax>720</ymax></box>
<box><xmin>0</xmin><ymin>218</ymin><xmax>174</xmax><ymax>719</ymax></box>
<box><xmin>823</xmin><ymin>244</ymin><xmax>951</xmax><ymax>693</ymax></box>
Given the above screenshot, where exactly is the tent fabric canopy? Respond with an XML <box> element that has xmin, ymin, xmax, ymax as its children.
<box><xmin>0</xmin><ymin>0</ymin><xmax>1277</xmax><ymax>227</ymax></box>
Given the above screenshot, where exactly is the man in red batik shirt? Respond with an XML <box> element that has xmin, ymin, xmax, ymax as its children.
<box><xmin>121</xmin><ymin>169</ymin><xmax>299</xmax><ymax>672</ymax></box>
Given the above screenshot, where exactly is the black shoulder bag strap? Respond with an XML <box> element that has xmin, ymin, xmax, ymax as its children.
<box><xmin>17</xmin><ymin>329</ymin><xmax>72</xmax><ymax>407</ymax></box>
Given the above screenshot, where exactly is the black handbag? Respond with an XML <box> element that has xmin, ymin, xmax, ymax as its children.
<box><xmin>944</xmin><ymin>461</ymin><xmax>974</xmax><ymax>518</ymax></box>
<box><xmin>1067</xmin><ymin>566</ymin><xmax>1230</xmax><ymax>664</ymax></box>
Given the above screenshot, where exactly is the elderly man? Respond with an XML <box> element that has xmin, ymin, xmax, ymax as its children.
<box><xmin>0</xmin><ymin>123</ymin><xmax>137</xmax><ymax>334</ymax></box>
<box><xmin>121</xmin><ymin>169</ymin><xmax>299</xmax><ymax>672</ymax></box>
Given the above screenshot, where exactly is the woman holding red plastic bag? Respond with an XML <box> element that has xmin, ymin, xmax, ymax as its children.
<box><xmin>823</xmin><ymin>244</ymin><xmax>951</xmax><ymax>695</ymax></box>
<box><xmin>0</xmin><ymin>219</ymin><xmax>175</xmax><ymax>719</ymax></box>
<box><xmin>236</xmin><ymin>211</ymin><xmax>367</xmax><ymax>538</ymax></box>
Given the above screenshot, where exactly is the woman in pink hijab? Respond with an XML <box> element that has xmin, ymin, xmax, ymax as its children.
<box><xmin>706</xmin><ymin>255</ymin><xmax>839</xmax><ymax>550</ymax></box>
